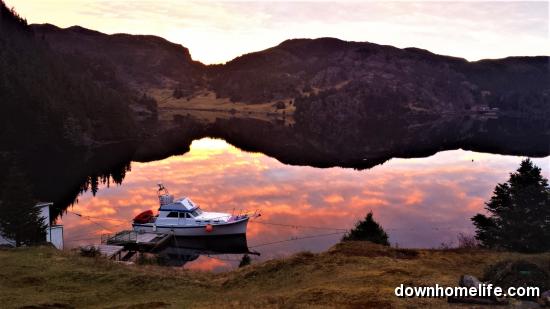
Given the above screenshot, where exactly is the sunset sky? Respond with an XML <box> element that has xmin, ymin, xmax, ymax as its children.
<box><xmin>11</xmin><ymin>1</ymin><xmax>549</xmax><ymax>64</ymax></box>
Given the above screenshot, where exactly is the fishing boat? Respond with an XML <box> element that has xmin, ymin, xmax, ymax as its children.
<box><xmin>132</xmin><ymin>184</ymin><xmax>256</xmax><ymax>236</ymax></box>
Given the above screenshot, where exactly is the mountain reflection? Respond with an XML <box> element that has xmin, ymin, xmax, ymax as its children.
<box><xmin>58</xmin><ymin>137</ymin><xmax>548</xmax><ymax>264</ymax></box>
<box><xmin>2</xmin><ymin>114</ymin><xmax>548</xmax><ymax>265</ymax></box>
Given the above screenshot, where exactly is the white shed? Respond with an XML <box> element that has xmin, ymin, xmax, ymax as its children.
<box><xmin>37</xmin><ymin>202</ymin><xmax>64</xmax><ymax>250</ymax></box>
<box><xmin>0</xmin><ymin>202</ymin><xmax>63</xmax><ymax>249</ymax></box>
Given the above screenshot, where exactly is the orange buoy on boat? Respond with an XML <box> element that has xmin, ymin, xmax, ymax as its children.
<box><xmin>205</xmin><ymin>224</ymin><xmax>213</xmax><ymax>232</ymax></box>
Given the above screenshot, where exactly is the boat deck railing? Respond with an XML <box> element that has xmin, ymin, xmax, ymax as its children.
<box><xmin>101</xmin><ymin>230</ymin><xmax>138</xmax><ymax>245</ymax></box>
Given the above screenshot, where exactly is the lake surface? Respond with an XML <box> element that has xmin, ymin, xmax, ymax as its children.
<box><xmin>58</xmin><ymin>137</ymin><xmax>549</xmax><ymax>271</ymax></box>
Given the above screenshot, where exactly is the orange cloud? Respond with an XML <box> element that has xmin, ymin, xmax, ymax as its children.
<box><xmin>323</xmin><ymin>194</ymin><xmax>344</xmax><ymax>204</ymax></box>
<box><xmin>405</xmin><ymin>191</ymin><xmax>424</xmax><ymax>206</ymax></box>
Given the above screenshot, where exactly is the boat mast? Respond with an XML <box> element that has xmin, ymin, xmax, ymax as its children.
<box><xmin>157</xmin><ymin>183</ymin><xmax>169</xmax><ymax>196</ymax></box>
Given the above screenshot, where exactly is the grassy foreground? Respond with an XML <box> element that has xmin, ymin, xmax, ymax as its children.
<box><xmin>1</xmin><ymin>242</ymin><xmax>549</xmax><ymax>308</ymax></box>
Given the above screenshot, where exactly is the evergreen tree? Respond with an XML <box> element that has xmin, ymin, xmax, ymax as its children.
<box><xmin>0</xmin><ymin>165</ymin><xmax>47</xmax><ymax>246</ymax></box>
<box><xmin>342</xmin><ymin>211</ymin><xmax>389</xmax><ymax>245</ymax></box>
<box><xmin>472</xmin><ymin>159</ymin><xmax>550</xmax><ymax>253</ymax></box>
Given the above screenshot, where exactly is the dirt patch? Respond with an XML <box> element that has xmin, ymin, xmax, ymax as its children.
<box><xmin>125</xmin><ymin>302</ymin><xmax>170</xmax><ymax>309</ymax></box>
<box><xmin>17</xmin><ymin>276</ymin><xmax>46</xmax><ymax>286</ymax></box>
<box><xmin>105</xmin><ymin>302</ymin><xmax>170</xmax><ymax>309</ymax></box>
<box><xmin>19</xmin><ymin>303</ymin><xmax>74</xmax><ymax>309</ymax></box>
<box><xmin>290</xmin><ymin>288</ymin><xmax>394</xmax><ymax>309</ymax></box>
<box><xmin>382</xmin><ymin>268</ymin><xmax>413</xmax><ymax>276</ymax></box>
<box><xmin>347</xmin><ymin>300</ymin><xmax>394</xmax><ymax>309</ymax></box>
<box><xmin>287</xmin><ymin>251</ymin><xmax>316</xmax><ymax>265</ymax></box>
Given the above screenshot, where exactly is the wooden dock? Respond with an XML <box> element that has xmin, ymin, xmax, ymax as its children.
<box><xmin>97</xmin><ymin>244</ymin><xmax>125</xmax><ymax>260</ymax></box>
<box><xmin>102</xmin><ymin>230</ymin><xmax>172</xmax><ymax>252</ymax></box>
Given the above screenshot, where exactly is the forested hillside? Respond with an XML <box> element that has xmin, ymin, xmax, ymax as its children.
<box><xmin>208</xmin><ymin>38</ymin><xmax>549</xmax><ymax>120</ymax></box>
<box><xmin>0</xmin><ymin>1</ymin><xmax>154</xmax><ymax>151</ymax></box>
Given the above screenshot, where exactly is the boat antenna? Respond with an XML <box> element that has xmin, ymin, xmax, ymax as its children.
<box><xmin>157</xmin><ymin>183</ymin><xmax>168</xmax><ymax>196</ymax></box>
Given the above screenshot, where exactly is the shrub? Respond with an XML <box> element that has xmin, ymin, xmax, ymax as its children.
<box><xmin>239</xmin><ymin>254</ymin><xmax>251</xmax><ymax>267</ymax></box>
<box><xmin>342</xmin><ymin>211</ymin><xmax>389</xmax><ymax>245</ymax></box>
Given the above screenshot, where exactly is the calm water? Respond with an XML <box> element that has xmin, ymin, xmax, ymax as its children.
<box><xmin>59</xmin><ymin>137</ymin><xmax>549</xmax><ymax>271</ymax></box>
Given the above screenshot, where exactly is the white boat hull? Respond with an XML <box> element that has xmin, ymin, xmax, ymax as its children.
<box><xmin>132</xmin><ymin>217</ymin><xmax>249</xmax><ymax>236</ymax></box>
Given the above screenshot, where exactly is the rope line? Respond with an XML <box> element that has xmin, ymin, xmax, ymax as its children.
<box><xmin>250</xmin><ymin>220</ymin><xmax>348</xmax><ymax>231</ymax></box>
<box><xmin>249</xmin><ymin>231</ymin><xmax>346</xmax><ymax>248</ymax></box>
<box><xmin>385</xmin><ymin>226</ymin><xmax>472</xmax><ymax>231</ymax></box>
<box><xmin>66</xmin><ymin>210</ymin><xmax>130</xmax><ymax>223</ymax></box>
<box><xmin>67</xmin><ymin>211</ymin><xmax>114</xmax><ymax>232</ymax></box>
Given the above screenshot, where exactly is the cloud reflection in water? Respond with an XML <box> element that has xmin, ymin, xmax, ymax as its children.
<box><xmin>59</xmin><ymin>138</ymin><xmax>549</xmax><ymax>270</ymax></box>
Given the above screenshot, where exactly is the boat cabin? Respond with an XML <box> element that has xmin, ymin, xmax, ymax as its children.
<box><xmin>156</xmin><ymin>194</ymin><xmax>229</xmax><ymax>225</ymax></box>
<box><xmin>159</xmin><ymin>196</ymin><xmax>203</xmax><ymax>219</ymax></box>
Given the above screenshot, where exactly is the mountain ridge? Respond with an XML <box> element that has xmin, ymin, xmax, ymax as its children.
<box><xmin>31</xmin><ymin>23</ymin><xmax>549</xmax><ymax>120</ymax></box>
<box><xmin>13</xmin><ymin>20</ymin><xmax>550</xmax><ymax>151</ymax></box>
<box><xmin>32</xmin><ymin>24</ymin><xmax>550</xmax><ymax>66</ymax></box>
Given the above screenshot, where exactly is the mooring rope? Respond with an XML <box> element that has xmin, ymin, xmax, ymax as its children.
<box><xmin>249</xmin><ymin>231</ymin><xmax>347</xmax><ymax>248</ymax></box>
<box><xmin>67</xmin><ymin>211</ymin><xmax>114</xmax><ymax>232</ymax></box>
<box><xmin>250</xmin><ymin>220</ymin><xmax>348</xmax><ymax>231</ymax></box>
<box><xmin>66</xmin><ymin>210</ymin><xmax>130</xmax><ymax>223</ymax></box>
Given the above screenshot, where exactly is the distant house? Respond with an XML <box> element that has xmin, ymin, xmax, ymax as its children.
<box><xmin>472</xmin><ymin>105</ymin><xmax>499</xmax><ymax>113</ymax></box>
<box><xmin>0</xmin><ymin>202</ymin><xmax>64</xmax><ymax>249</ymax></box>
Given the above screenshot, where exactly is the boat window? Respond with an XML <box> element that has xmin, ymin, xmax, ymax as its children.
<box><xmin>191</xmin><ymin>209</ymin><xmax>203</xmax><ymax>217</ymax></box>
<box><xmin>167</xmin><ymin>212</ymin><xmax>178</xmax><ymax>218</ymax></box>
<box><xmin>182</xmin><ymin>213</ymin><xmax>191</xmax><ymax>219</ymax></box>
